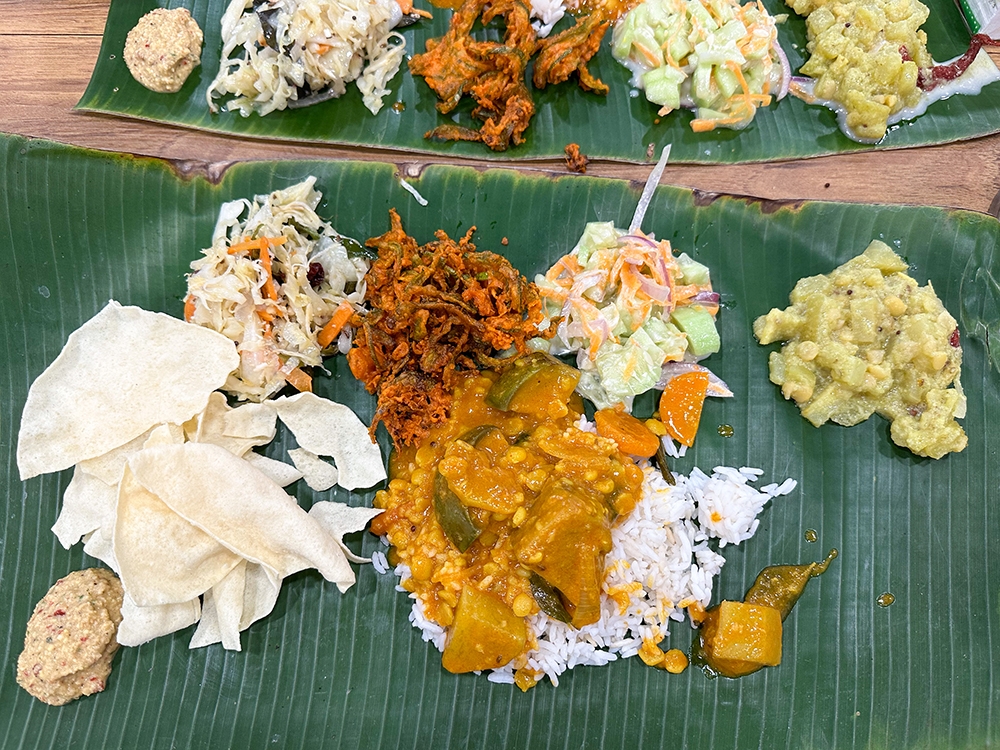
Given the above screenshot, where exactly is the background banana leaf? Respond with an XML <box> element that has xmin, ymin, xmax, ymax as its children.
<box><xmin>2</xmin><ymin>133</ymin><xmax>998</xmax><ymax>749</ymax></box>
<box><xmin>76</xmin><ymin>0</ymin><xmax>1000</xmax><ymax>162</ymax></box>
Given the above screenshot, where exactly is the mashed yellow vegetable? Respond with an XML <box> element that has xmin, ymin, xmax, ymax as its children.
<box><xmin>753</xmin><ymin>240</ymin><xmax>966</xmax><ymax>459</ymax></box>
<box><xmin>788</xmin><ymin>0</ymin><xmax>932</xmax><ymax>141</ymax></box>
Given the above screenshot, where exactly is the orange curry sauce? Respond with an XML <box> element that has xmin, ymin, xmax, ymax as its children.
<box><xmin>370</xmin><ymin>369</ymin><xmax>644</xmax><ymax>684</ymax></box>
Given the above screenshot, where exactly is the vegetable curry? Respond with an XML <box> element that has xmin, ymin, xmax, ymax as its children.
<box><xmin>371</xmin><ymin>354</ymin><xmax>644</xmax><ymax>683</ymax></box>
<box><xmin>692</xmin><ymin>548</ymin><xmax>837</xmax><ymax>678</ymax></box>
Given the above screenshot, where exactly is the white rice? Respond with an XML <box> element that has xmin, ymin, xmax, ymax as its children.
<box><xmin>529</xmin><ymin>0</ymin><xmax>567</xmax><ymax>36</ymax></box>
<box><xmin>388</xmin><ymin>457</ymin><xmax>796</xmax><ymax>686</ymax></box>
<box><xmin>370</xmin><ymin>549</ymin><xmax>390</xmax><ymax>575</ymax></box>
<box><xmin>660</xmin><ymin>434</ymin><xmax>688</xmax><ymax>459</ymax></box>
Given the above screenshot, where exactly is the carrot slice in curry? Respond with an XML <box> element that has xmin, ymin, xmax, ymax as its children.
<box><xmin>659</xmin><ymin>371</ymin><xmax>710</xmax><ymax>447</ymax></box>
<box><xmin>594</xmin><ymin>408</ymin><xmax>660</xmax><ymax>458</ymax></box>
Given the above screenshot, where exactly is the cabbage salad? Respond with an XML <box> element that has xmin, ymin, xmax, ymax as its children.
<box><xmin>532</xmin><ymin>222</ymin><xmax>728</xmax><ymax>409</ymax></box>
<box><xmin>207</xmin><ymin>0</ymin><xmax>407</xmax><ymax>116</ymax></box>
<box><xmin>185</xmin><ymin>177</ymin><xmax>369</xmax><ymax>402</ymax></box>
<box><xmin>612</xmin><ymin>0</ymin><xmax>790</xmax><ymax>131</ymax></box>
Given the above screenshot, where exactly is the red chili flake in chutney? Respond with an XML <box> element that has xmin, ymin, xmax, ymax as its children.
<box><xmin>52</xmin><ymin>610</ymin><xmax>65</xmax><ymax>617</ymax></box>
<box><xmin>950</xmin><ymin>328</ymin><xmax>961</xmax><ymax>347</ymax></box>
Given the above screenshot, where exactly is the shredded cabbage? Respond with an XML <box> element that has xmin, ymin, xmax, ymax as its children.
<box><xmin>186</xmin><ymin>177</ymin><xmax>369</xmax><ymax>402</ymax></box>
<box><xmin>529</xmin><ymin>0</ymin><xmax>567</xmax><ymax>36</ymax></box>
<box><xmin>207</xmin><ymin>0</ymin><xmax>406</xmax><ymax>117</ymax></box>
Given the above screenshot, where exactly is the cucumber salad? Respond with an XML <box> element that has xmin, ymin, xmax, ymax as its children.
<box><xmin>532</xmin><ymin>221</ymin><xmax>728</xmax><ymax>409</ymax></box>
<box><xmin>611</xmin><ymin>0</ymin><xmax>790</xmax><ymax>131</ymax></box>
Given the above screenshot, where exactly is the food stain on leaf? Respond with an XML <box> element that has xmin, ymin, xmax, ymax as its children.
<box><xmin>876</xmin><ymin>592</ymin><xmax>895</xmax><ymax>607</ymax></box>
<box><xmin>168</xmin><ymin>158</ymin><xmax>232</xmax><ymax>184</ymax></box>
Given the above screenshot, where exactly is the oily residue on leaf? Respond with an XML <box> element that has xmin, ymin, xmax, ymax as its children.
<box><xmin>169</xmin><ymin>159</ymin><xmax>232</xmax><ymax>184</ymax></box>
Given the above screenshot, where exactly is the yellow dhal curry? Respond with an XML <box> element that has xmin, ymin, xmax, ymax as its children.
<box><xmin>371</xmin><ymin>354</ymin><xmax>644</xmax><ymax>687</ymax></box>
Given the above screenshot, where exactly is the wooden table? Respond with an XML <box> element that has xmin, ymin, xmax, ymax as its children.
<box><xmin>4</xmin><ymin>0</ymin><xmax>1000</xmax><ymax>214</ymax></box>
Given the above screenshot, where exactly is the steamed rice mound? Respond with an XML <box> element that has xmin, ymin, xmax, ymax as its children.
<box><xmin>373</xmin><ymin>368</ymin><xmax>797</xmax><ymax>687</ymax></box>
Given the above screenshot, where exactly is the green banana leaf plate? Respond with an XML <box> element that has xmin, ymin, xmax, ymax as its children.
<box><xmin>76</xmin><ymin>0</ymin><xmax>1000</xmax><ymax>162</ymax></box>
<box><xmin>2</xmin><ymin>133</ymin><xmax>998</xmax><ymax>749</ymax></box>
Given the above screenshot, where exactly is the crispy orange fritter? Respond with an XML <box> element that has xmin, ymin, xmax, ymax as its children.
<box><xmin>409</xmin><ymin>0</ymin><xmax>494</xmax><ymax>112</ymax></box>
<box><xmin>410</xmin><ymin>0</ymin><xmax>608</xmax><ymax>151</ymax></box>
<box><xmin>533</xmin><ymin>10</ymin><xmax>610</xmax><ymax>95</ymax></box>
<box><xmin>348</xmin><ymin>209</ymin><xmax>553</xmax><ymax>447</ymax></box>
<box><xmin>564</xmin><ymin>142</ymin><xmax>589</xmax><ymax>172</ymax></box>
<box><xmin>410</xmin><ymin>0</ymin><xmax>536</xmax><ymax>151</ymax></box>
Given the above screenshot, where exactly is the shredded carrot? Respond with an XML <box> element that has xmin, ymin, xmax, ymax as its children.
<box><xmin>663</xmin><ymin>29</ymin><xmax>680</xmax><ymax>70</ymax></box>
<box><xmin>544</xmin><ymin>254</ymin><xmax>582</xmax><ymax>282</ymax></box>
<box><xmin>317</xmin><ymin>299</ymin><xmax>354</xmax><ymax>348</ymax></box>
<box><xmin>690</xmin><ymin>118</ymin><xmax>720</xmax><ymax>133</ymax></box>
<box><xmin>227</xmin><ymin>235</ymin><xmax>287</xmax><ymax>255</ymax></box>
<box><xmin>727</xmin><ymin>60</ymin><xmax>771</xmax><ymax>111</ymax></box>
<box><xmin>183</xmin><ymin>294</ymin><xmax>195</xmax><ymax>322</ymax></box>
<box><xmin>257</xmin><ymin>308</ymin><xmax>276</xmax><ymax>323</ymax></box>
<box><xmin>227</xmin><ymin>236</ymin><xmax>254</xmax><ymax>254</ymax></box>
<box><xmin>260</xmin><ymin>238</ymin><xmax>278</xmax><ymax>302</ymax></box>
<box><xmin>285</xmin><ymin>366</ymin><xmax>313</xmax><ymax>393</ymax></box>
<box><xmin>634</xmin><ymin>42</ymin><xmax>662</xmax><ymax>69</ymax></box>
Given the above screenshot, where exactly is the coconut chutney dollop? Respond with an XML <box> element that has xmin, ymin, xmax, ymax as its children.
<box><xmin>123</xmin><ymin>8</ymin><xmax>203</xmax><ymax>93</ymax></box>
<box><xmin>16</xmin><ymin>568</ymin><xmax>124</xmax><ymax>706</ymax></box>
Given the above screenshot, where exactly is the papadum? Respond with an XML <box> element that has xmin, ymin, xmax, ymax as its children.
<box><xmin>18</xmin><ymin>301</ymin><xmax>238</xmax><ymax>480</ymax></box>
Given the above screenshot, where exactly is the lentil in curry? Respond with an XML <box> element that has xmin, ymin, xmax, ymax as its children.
<box><xmin>370</xmin><ymin>356</ymin><xmax>645</xmax><ymax>682</ymax></box>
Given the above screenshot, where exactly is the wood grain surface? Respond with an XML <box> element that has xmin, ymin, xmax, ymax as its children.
<box><xmin>3</xmin><ymin>0</ymin><xmax>1000</xmax><ymax>213</ymax></box>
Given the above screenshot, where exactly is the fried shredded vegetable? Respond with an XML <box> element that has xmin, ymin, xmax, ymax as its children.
<box><xmin>186</xmin><ymin>177</ymin><xmax>368</xmax><ymax>402</ymax></box>
<box><xmin>410</xmin><ymin>0</ymin><xmax>609</xmax><ymax>151</ymax></box>
<box><xmin>564</xmin><ymin>142</ymin><xmax>589</xmax><ymax>172</ymax></box>
<box><xmin>349</xmin><ymin>209</ymin><xmax>553</xmax><ymax>446</ymax></box>
<box><xmin>533</xmin><ymin>9</ymin><xmax>611</xmax><ymax>94</ymax></box>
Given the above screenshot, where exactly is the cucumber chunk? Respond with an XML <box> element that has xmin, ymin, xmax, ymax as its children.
<box><xmin>671</xmin><ymin>305</ymin><xmax>720</xmax><ymax>357</ymax></box>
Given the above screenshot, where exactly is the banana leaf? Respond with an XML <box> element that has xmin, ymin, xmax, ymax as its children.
<box><xmin>76</xmin><ymin>0</ymin><xmax>1000</xmax><ymax>163</ymax></box>
<box><xmin>1</xmin><ymin>133</ymin><xmax>998</xmax><ymax>749</ymax></box>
